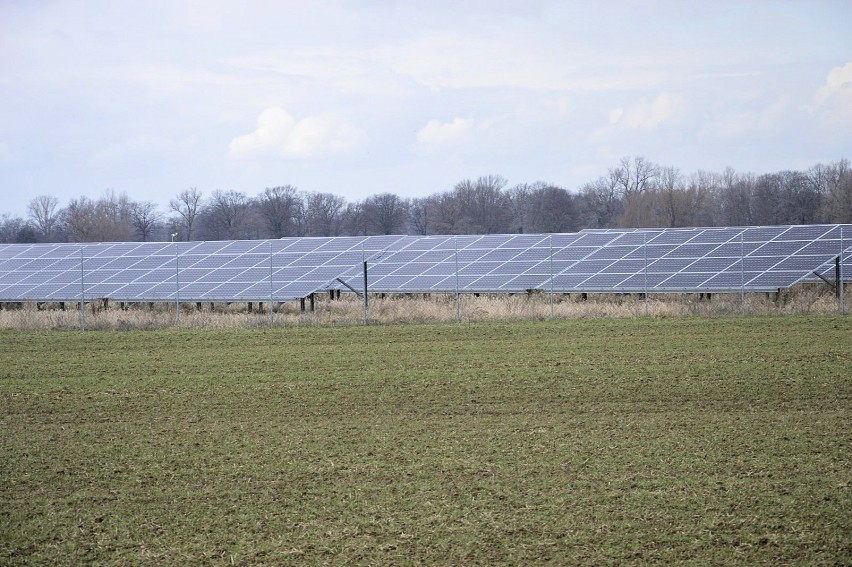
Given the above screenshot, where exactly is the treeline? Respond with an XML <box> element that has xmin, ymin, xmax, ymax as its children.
<box><xmin>2</xmin><ymin>157</ymin><xmax>850</xmax><ymax>244</ymax></box>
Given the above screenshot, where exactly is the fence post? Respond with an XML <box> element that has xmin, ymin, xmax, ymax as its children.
<box><xmin>840</xmin><ymin>226</ymin><xmax>846</xmax><ymax>315</ymax></box>
<box><xmin>363</xmin><ymin>260</ymin><xmax>368</xmax><ymax>326</ymax></box>
<box><xmin>269</xmin><ymin>240</ymin><xmax>274</xmax><ymax>327</ymax></box>
<box><xmin>740</xmin><ymin>231</ymin><xmax>745</xmax><ymax>315</ymax></box>
<box><xmin>549</xmin><ymin>235</ymin><xmax>554</xmax><ymax>320</ymax></box>
<box><xmin>80</xmin><ymin>246</ymin><xmax>86</xmax><ymax>331</ymax></box>
<box><xmin>643</xmin><ymin>232</ymin><xmax>648</xmax><ymax>317</ymax></box>
<box><xmin>175</xmin><ymin>241</ymin><xmax>180</xmax><ymax>325</ymax></box>
<box><xmin>455</xmin><ymin>236</ymin><xmax>460</xmax><ymax>323</ymax></box>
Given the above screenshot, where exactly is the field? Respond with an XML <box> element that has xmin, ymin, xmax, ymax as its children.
<box><xmin>1</xmin><ymin>316</ymin><xmax>850</xmax><ymax>565</ymax></box>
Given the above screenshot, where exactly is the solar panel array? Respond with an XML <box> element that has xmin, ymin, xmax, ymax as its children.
<box><xmin>0</xmin><ymin>236</ymin><xmax>407</xmax><ymax>303</ymax></box>
<box><xmin>0</xmin><ymin>224</ymin><xmax>849</xmax><ymax>303</ymax></box>
<box><xmin>338</xmin><ymin>225</ymin><xmax>851</xmax><ymax>294</ymax></box>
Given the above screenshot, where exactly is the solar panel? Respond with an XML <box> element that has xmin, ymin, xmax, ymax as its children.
<box><xmin>0</xmin><ymin>236</ymin><xmax>409</xmax><ymax>303</ymax></box>
<box><xmin>0</xmin><ymin>225</ymin><xmax>849</xmax><ymax>302</ymax></box>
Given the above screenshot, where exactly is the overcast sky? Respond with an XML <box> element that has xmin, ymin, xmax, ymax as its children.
<box><xmin>1</xmin><ymin>0</ymin><xmax>850</xmax><ymax>217</ymax></box>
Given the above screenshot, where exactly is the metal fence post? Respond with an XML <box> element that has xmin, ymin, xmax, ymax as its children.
<box><xmin>363</xmin><ymin>260</ymin><xmax>368</xmax><ymax>326</ymax></box>
<box><xmin>455</xmin><ymin>236</ymin><xmax>460</xmax><ymax>323</ymax></box>
<box><xmin>175</xmin><ymin>240</ymin><xmax>180</xmax><ymax>325</ymax></box>
<box><xmin>80</xmin><ymin>246</ymin><xmax>86</xmax><ymax>331</ymax></box>
<box><xmin>643</xmin><ymin>232</ymin><xmax>648</xmax><ymax>317</ymax></box>
<box><xmin>549</xmin><ymin>235</ymin><xmax>554</xmax><ymax>320</ymax></box>
<box><xmin>740</xmin><ymin>231</ymin><xmax>745</xmax><ymax>315</ymax></box>
<box><xmin>841</xmin><ymin>226</ymin><xmax>846</xmax><ymax>315</ymax></box>
<box><xmin>269</xmin><ymin>240</ymin><xmax>274</xmax><ymax>326</ymax></box>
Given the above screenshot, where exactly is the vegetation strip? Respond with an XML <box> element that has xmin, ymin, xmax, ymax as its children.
<box><xmin>1</xmin><ymin>317</ymin><xmax>850</xmax><ymax>564</ymax></box>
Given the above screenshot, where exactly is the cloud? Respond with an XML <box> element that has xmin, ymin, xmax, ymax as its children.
<box><xmin>810</xmin><ymin>62</ymin><xmax>852</xmax><ymax>121</ymax></box>
<box><xmin>415</xmin><ymin>118</ymin><xmax>473</xmax><ymax>154</ymax></box>
<box><xmin>814</xmin><ymin>62</ymin><xmax>852</xmax><ymax>104</ymax></box>
<box><xmin>228</xmin><ymin>107</ymin><xmax>361</xmax><ymax>160</ymax></box>
<box><xmin>608</xmin><ymin>108</ymin><xmax>624</xmax><ymax>124</ymax></box>
<box><xmin>609</xmin><ymin>92</ymin><xmax>686</xmax><ymax>130</ymax></box>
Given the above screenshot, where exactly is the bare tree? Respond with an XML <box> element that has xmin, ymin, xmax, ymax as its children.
<box><xmin>64</xmin><ymin>197</ymin><xmax>96</xmax><ymax>242</ymax></box>
<box><xmin>820</xmin><ymin>159</ymin><xmax>852</xmax><ymax>223</ymax></box>
<box><xmin>452</xmin><ymin>175</ymin><xmax>511</xmax><ymax>234</ymax></box>
<box><xmin>202</xmin><ymin>190</ymin><xmax>251</xmax><ymax>240</ymax></box>
<box><xmin>0</xmin><ymin>214</ymin><xmax>35</xmax><ymax>243</ymax></box>
<box><xmin>577</xmin><ymin>174</ymin><xmax>623</xmax><ymax>228</ymax></box>
<box><xmin>526</xmin><ymin>184</ymin><xmax>578</xmax><ymax>233</ymax></box>
<box><xmin>305</xmin><ymin>192</ymin><xmax>345</xmax><ymax>236</ymax></box>
<box><xmin>611</xmin><ymin>156</ymin><xmax>660</xmax><ymax>197</ymax></box>
<box><xmin>27</xmin><ymin>195</ymin><xmax>60</xmax><ymax>241</ymax></box>
<box><xmin>408</xmin><ymin>197</ymin><xmax>434</xmax><ymax>235</ymax></box>
<box><xmin>363</xmin><ymin>193</ymin><xmax>409</xmax><ymax>235</ymax></box>
<box><xmin>430</xmin><ymin>193</ymin><xmax>461</xmax><ymax>234</ymax></box>
<box><xmin>256</xmin><ymin>185</ymin><xmax>304</xmax><ymax>238</ymax></box>
<box><xmin>717</xmin><ymin>169</ymin><xmax>754</xmax><ymax>227</ymax></box>
<box><xmin>341</xmin><ymin>201</ymin><xmax>369</xmax><ymax>236</ymax></box>
<box><xmin>130</xmin><ymin>201</ymin><xmax>162</xmax><ymax>242</ymax></box>
<box><xmin>506</xmin><ymin>183</ymin><xmax>533</xmax><ymax>234</ymax></box>
<box><xmin>169</xmin><ymin>188</ymin><xmax>203</xmax><ymax>241</ymax></box>
<box><xmin>63</xmin><ymin>191</ymin><xmax>134</xmax><ymax>242</ymax></box>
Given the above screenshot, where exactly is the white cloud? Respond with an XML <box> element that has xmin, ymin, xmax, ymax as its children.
<box><xmin>608</xmin><ymin>108</ymin><xmax>624</xmax><ymax>124</ymax></box>
<box><xmin>811</xmin><ymin>62</ymin><xmax>852</xmax><ymax>121</ymax></box>
<box><xmin>228</xmin><ymin>107</ymin><xmax>361</xmax><ymax>160</ymax></box>
<box><xmin>814</xmin><ymin>62</ymin><xmax>852</xmax><ymax>104</ymax></box>
<box><xmin>415</xmin><ymin>118</ymin><xmax>473</xmax><ymax>154</ymax></box>
<box><xmin>610</xmin><ymin>92</ymin><xmax>686</xmax><ymax>130</ymax></box>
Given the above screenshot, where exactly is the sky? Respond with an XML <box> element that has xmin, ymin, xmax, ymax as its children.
<box><xmin>1</xmin><ymin>0</ymin><xmax>850</xmax><ymax>218</ymax></box>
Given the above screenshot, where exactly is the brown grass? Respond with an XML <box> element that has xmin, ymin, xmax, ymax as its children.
<box><xmin>0</xmin><ymin>283</ymin><xmax>847</xmax><ymax>330</ymax></box>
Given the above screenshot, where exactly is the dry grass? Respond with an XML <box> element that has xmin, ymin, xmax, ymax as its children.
<box><xmin>0</xmin><ymin>284</ymin><xmax>847</xmax><ymax>330</ymax></box>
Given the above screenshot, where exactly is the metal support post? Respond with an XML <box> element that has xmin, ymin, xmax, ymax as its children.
<box><xmin>549</xmin><ymin>235</ymin><xmax>554</xmax><ymax>320</ymax></box>
<box><xmin>363</xmin><ymin>260</ymin><xmax>368</xmax><ymax>326</ymax></box>
<box><xmin>80</xmin><ymin>247</ymin><xmax>86</xmax><ymax>331</ymax></box>
<box><xmin>840</xmin><ymin>227</ymin><xmax>846</xmax><ymax>315</ymax></box>
<box><xmin>643</xmin><ymin>232</ymin><xmax>648</xmax><ymax>317</ymax></box>
<box><xmin>455</xmin><ymin>237</ymin><xmax>460</xmax><ymax>323</ymax></box>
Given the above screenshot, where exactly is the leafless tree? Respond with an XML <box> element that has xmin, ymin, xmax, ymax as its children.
<box><xmin>202</xmin><ymin>190</ymin><xmax>252</xmax><ymax>240</ymax></box>
<box><xmin>511</xmin><ymin>182</ymin><xmax>578</xmax><ymax>233</ymax></box>
<box><xmin>527</xmin><ymin>184</ymin><xmax>578</xmax><ymax>233</ymax></box>
<box><xmin>129</xmin><ymin>201</ymin><xmax>162</xmax><ymax>241</ymax></box>
<box><xmin>27</xmin><ymin>195</ymin><xmax>61</xmax><ymax>241</ymax></box>
<box><xmin>451</xmin><ymin>175</ymin><xmax>511</xmax><ymax>234</ymax></box>
<box><xmin>820</xmin><ymin>159</ymin><xmax>852</xmax><ymax>222</ymax></box>
<box><xmin>256</xmin><ymin>185</ymin><xmax>304</xmax><ymax>238</ymax></box>
<box><xmin>364</xmin><ymin>193</ymin><xmax>409</xmax><ymax>235</ymax></box>
<box><xmin>305</xmin><ymin>192</ymin><xmax>345</xmax><ymax>236</ymax></box>
<box><xmin>717</xmin><ymin>169</ymin><xmax>755</xmax><ymax>227</ymax></box>
<box><xmin>578</xmin><ymin>174</ymin><xmax>623</xmax><ymax>228</ymax></box>
<box><xmin>0</xmin><ymin>214</ymin><xmax>35</xmax><ymax>243</ymax></box>
<box><xmin>408</xmin><ymin>197</ymin><xmax>434</xmax><ymax>235</ymax></box>
<box><xmin>64</xmin><ymin>191</ymin><xmax>134</xmax><ymax>242</ymax></box>
<box><xmin>341</xmin><ymin>201</ymin><xmax>369</xmax><ymax>236</ymax></box>
<box><xmin>169</xmin><ymin>188</ymin><xmax>203</xmax><ymax>241</ymax></box>
<box><xmin>611</xmin><ymin>156</ymin><xmax>660</xmax><ymax>197</ymax></box>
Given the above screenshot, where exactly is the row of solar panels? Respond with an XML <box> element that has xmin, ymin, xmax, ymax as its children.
<box><xmin>0</xmin><ymin>224</ymin><xmax>849</xmax><ymax>302</ymax></box>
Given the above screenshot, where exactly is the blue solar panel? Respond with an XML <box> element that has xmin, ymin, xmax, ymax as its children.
<box><xmin>0</xmin><ymin>225</ymin><xmax>849</xmax><ymax>302</ymax></box>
